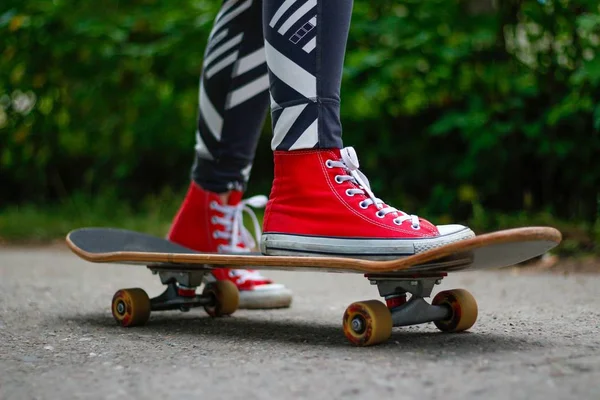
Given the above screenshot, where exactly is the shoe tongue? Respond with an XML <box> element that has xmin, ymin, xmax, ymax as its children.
<box><xmin>227</xmin><ymin>190</ymin><xmax>243</xmax><ymax>205</ymax></box>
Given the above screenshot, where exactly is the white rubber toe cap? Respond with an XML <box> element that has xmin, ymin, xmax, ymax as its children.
<box><xmin>436</xmin><ymin>224</ymin><xmax>475</xmax><ymax>237</ymax></box>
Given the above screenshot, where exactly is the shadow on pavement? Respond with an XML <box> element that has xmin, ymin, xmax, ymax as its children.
<box><xmin>61</xmin><ymin>311</ymin><xmax>545</xmax><ymax>354</ymax></box>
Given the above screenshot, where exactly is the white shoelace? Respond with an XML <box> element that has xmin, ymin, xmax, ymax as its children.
<box><xmin>327</xmin><ymin>147</ymin><xmax>421</xmax><ymax>229</ymax></box>
<box><xmin>228</xmin><ymin>269</ymin><xmax>266</xmax><ymax>284</ymax></box>
<box><xmin>210</xmin><ymin>195</ymin><xmax>268</xmax><ymax>253</ymax></box>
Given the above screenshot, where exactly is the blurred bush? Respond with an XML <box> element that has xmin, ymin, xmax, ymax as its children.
<box><xmin>1</xmin><ymin>0</ymin><xmax>599</xmax><ymax>225</ymax></box>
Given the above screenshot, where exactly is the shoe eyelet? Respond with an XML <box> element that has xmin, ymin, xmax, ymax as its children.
<box><xmin>345</xmin><ymin>189</ymin><xmax>355</xmax><ymax>197</ymax></box>
<box><xmin>325</xmin><ymin>160</ymin><xmax>334</xmax><ymax>168</ymax></box>
<box><xmin>376</xmin><ymin>210</ymin><xmax>385</xmax><ymax>218</ymax></box>
<box><xmin>393</xmin><ymin>219</ymin><xmax>402</xmax><ymax>225</ymax></box>
<box><xmin>359</xmin><ymin>201</ymin><xmax>368</xmax><ymax>209</ymax></box>
<box><xmin>411</xmin><ymin>224</ymin><xmax>421</xmax><ymax>230</ymax></box>
<box><xmin>334</xmin><ymin>175</ymin><xmax>343</xmax><ymax>184</ymax></box>
<box><xmin>209</xmin><ymin>201</ymin><xmax>218</xmax><ymax>209</ymax></box>
<box><xmin>211</xmin><ymin>216</ymin><xmax>218</xmax><ymax>224</ymax></box>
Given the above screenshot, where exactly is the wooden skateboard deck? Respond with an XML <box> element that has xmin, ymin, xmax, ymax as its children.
<box><xmin>66</xmin><ymin>226</ymin><xmax>561</xmax><ymax>275</ymax></box>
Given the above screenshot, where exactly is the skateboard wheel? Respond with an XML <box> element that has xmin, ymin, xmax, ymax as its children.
<box><xmin>203</xmin><ymin>280</ymin><xmax>239</xmax><ymax>317</ymax></box>
<box><xmin>111</xmin><ymin>288</ymin><xmax>151</xmax><ymax>327</ymax></box>
<box><xmin>432</xmin><ymin>289</ymin><xmax>478</xmax><ymax>332</ymax></box>
<box><xmin>342</xmin><ymin>300</ymin><xmax>393</xmax><ymax>346</ymax></box>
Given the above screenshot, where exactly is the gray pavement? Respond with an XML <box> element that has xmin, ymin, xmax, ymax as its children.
<box><xmin>1</xmin><ymin>246</ymin><xmax>599</xmax><ymax>400</ymax></box>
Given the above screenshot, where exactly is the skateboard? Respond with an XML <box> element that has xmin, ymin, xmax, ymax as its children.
<box><xmin>66</xmin><ymin>226</ymin><xmax>561</xmax><ymax>346</ymax></box>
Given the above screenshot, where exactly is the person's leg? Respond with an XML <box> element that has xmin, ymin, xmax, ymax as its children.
<box><xmin>261</xmin><ymin>0</ymin><xmax>475</xmax><ymax>257</ymax></box>
<box><xmin>264</xmin><ymin>0</ymin><xmax>347</xmax><ymax>150</ymax></box>
<box><xmin>169</xmin><ymin>0</ymin><xmax>292</xmax><ymax>309</ymax></box>
<box><xmin>193</xmin><ymin>0</ymin><xmax>270</xmax><ymax>193</ymax></box>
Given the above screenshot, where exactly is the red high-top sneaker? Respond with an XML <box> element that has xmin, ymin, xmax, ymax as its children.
<box><xmin>261</xmin><ymin>147</ymin><xmax>475</xmax><ymax>258</ymax></box>
<box><xmin>168</xmin><ymin>182</ymin><xmax>293</xmax><ymax>309</ymax></box>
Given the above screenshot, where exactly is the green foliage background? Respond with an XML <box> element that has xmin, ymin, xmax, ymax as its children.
<box><xmin>1</xmin><ymin>0</ymin><xmax>599</xmax><ymax>244</ymax></box>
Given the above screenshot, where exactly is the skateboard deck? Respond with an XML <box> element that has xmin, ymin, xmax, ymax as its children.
<box><xmin>65</xmin><ymin>226</ymin><xmax>561</xmax><ymax>346</ymax></box>
<box><xmin>67</xmin><ymin>226</ymin><xmax>561</xmax><ymax>274</ymax></box>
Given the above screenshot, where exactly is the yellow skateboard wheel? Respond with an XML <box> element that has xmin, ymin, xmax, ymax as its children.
<box><xmin>342</xmin><ymin>300</ymin><xmax>393</xmax><ymax>346</ymax></box>
<box><xmin>203</xmin><ymin>280</ymin><xmax>239</xmax><ymax>317</ymax></box>
<box><xmin>111</xmin><ymin>288</ymin><xmax>151</xmax><ymax>327</ymax></box>
<box><xmin>432</xmin><ymin>289</ymin><xmax>478</xmax><ymax>332</ymax></box>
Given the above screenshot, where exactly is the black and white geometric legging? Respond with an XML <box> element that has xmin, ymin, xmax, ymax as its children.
<box><xmin>192</xmin><ymin>0</ymin><xmax>353</xmax><ymax>193</ymax></box>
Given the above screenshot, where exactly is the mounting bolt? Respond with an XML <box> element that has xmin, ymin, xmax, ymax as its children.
<box><xmin>435</xmin><ymin>279</ymin><xmax>442</xmax><ymax>285</ymax></box>
<box><xmin>351</xmin><ymin>316</ymin><xmax>366</xmax><ymax>333</ymax></box>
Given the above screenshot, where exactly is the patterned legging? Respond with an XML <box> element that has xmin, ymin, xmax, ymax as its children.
<box><xmin>192</xmin><ymin>0</ymin><xmax>353</xmax><ymax>192</ymax></box>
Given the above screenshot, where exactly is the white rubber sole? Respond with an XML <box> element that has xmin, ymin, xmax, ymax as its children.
<box><xmin>238</xmin><ymin>284</ymin><xmax>293</xmax><ymax>309</ymax></box>
<box><xmin>260</xmin><ymin>227</ymin><xmax>475</xmax><ymax>260</ymax></box>
<box><xmin>203</xmin><ymin>276</ymin><xmax>293</xmax><ymax>310</ymax></box>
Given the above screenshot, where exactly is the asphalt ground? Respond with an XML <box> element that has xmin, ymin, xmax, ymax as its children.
<box><xmin>1</xmin><ymin>246</ymin><xmax>599</xmax><ymax>399</ymax></box>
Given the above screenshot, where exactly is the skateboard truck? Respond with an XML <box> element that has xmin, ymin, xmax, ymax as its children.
<box><xmin>342</xmin><ymin>273</ymin><xmax>478</xmax><ymax>346</ymax></box>
<box><xmin>110</xmin><ymin>266</ymin><xmax>239</xmax><ymax>327</ymax></box>
<box><xmin>150</xmin><ymin>269</ymin><xmax>207</xmax><ymax>312</ymax></box>
<box><xmin>371</xmin><ymin>275</ymin><xmax>451</xmax><ymax>327</ymax></box>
